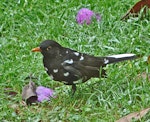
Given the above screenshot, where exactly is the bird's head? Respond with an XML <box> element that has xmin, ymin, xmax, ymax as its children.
<box><xmin>32</xmin><ymin>40</ymin><xmax>62</xmax><ymax>57</ymax></box>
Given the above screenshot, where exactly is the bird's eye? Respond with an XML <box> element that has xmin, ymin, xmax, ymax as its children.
<box><xmin>47</xmin><ymin>46</ymin><xmax>51</xmax><ymax>50</ymax></box>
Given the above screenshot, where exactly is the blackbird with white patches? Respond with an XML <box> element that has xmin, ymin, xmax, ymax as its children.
<box><xmin>32</xmin><ymin>40</ymin><xmax>137</xmax><ymax>94</ymax></box>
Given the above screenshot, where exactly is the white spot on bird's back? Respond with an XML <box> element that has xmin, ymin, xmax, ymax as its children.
<box><xmin>80</xmin><ymin>55</ymin><xmax>84</xmax><ymax>61</ymax></box>
<box><xmin>66</xmin><ymin>51</ymin><xmax>69</xmax><ymax>54</ymax></box>
<box><xmin>104</xmin><ymin>58</ymin><xmax>109</xmax><ymax>64</ymax></box>
<box><xmin>64</xmin><ymin>59</ymin><xmax>73</xmax><ymax>64</ymax></box>
<box><xmin>44</xmin><ymin>67</ymin><xmax>48</xmax><ymax>71</ymax></box>
<box><xmin>64</xmin><ymin>72</ymin><xmax>69</xmax><ymax>77</ymax></box>
<box><xmin>62</xmin><ymin>81</ymin><xmax>68</xmax><ymax>84</ymax></box>
<box><xmin>53</xmin><ymin>69</ymin><xmax>58</xmax><ymax>73</ymax></box>
<box><xmin>74</xmin><ymin>52</ymin><xmax>80</xmax><ymax>56</ymax></box>
<box><xmin>73</xmin><ymin>80</ymin><xmax>82</xmax><ymax>84</ymax></box>
<box><xmin>108</xmin><ymin>54</ymin><xmax>135</xmax><ymax>58</ymax></box>
<box><xmin>50</xmin><ymin>74</ymin><xmax>54</xmax><ymax>80</ymax></box>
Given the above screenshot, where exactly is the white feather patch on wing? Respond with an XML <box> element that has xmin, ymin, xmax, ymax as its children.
<box><xmin>80</xmin><ymin>55</ymin><xmax>84</xmax><ymax>61</ymax></box>
<box><xmin>64</xmin><ymin>72</ymin><xmax>70</xmax><ymax>77</ymax></box>
<box><xmin>53</xmin><ymin>69</ymin><xmax>58</xmax><ymax>73</ymax></box>
<box><xmin>74</xmin><ymin>52</ymin><xmax>80</xmax><ymax>56</ymax></box>
<box><xmin>63</xmin><ymin>59</ymin><xmax>74</xmax><ymax>64</ymax></box>
<box><xmin>104</xmin><ymin>58</ymin><xmax>109</xmax><ymax>64</ymax></box>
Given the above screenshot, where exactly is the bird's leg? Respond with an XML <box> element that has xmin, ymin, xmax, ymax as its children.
<box><xmin>71</xmin><ymin>84</ymin><xmax>76</xmax><ymax>95</ymax></box>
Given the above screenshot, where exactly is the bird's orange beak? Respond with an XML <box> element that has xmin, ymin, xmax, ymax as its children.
<box><xmin>32</xmin><ymin>47</ymin><xmax>41</xmax><ymax>52</ymax></box>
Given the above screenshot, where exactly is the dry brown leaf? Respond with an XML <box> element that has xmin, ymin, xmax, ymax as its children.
<box><xmin>137</xmin><ymin>72</ymin><xmax>150</xmax><ymax>81</ymax></box>
<box><xmin>121</xmin><ymin>0</ymin><xmax>150</xmax><ymax>20</ymax></box>
<box><xmin>116</xmin><ymin>107</ymin><xmax>150</xmax><ymax>122</ymax></box>
<box><xmin>22</xmin><ymin>81</ymin><xmax>38</xmax><ymax>105</ymax></box>
<box><xmin>4</xmin><ymin>87</ymin><xmax>18</xmax><ymax>97</ymax></box>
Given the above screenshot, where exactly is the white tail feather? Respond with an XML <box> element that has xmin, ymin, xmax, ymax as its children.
<box><xmin>107</xmin><ymin>54</ymin><xmax>135</xmax><ymax>58</ymax></box>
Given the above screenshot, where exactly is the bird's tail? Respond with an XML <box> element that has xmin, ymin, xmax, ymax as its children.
<box><xmin>103</xmin><ymin>54</ymin><xmax>137</xmax><ymax>64</ymax></box>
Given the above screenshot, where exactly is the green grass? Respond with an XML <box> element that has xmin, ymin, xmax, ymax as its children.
<box><xmin>0</xmin><ymin>0</ymin><xmax>150</xmax><ymax>121</ymax></box>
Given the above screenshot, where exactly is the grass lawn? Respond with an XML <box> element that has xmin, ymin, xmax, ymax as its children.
<box><xmin>0</xmin><ymin>0</ymin><xmax>150</xmax><ymax>121</ymax></box>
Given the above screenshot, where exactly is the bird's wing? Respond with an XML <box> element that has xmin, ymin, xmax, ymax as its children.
<box><xmin>62</xmin><ymin>65</ymin><xmax>82</xmax><ymax>78</ymax></box>
<box><xmin>60</xmin><ymin>48</ymin><xmax>106</xmax><ymax>81</ymax></box>
<box><xmin>62</xmin><ymin>48</ymin><xmax>105</xmax><ymax>67</ymax></box>
<box><xmin>61</xmin><ymin>59</ymin><xmax>101</xmax><ymax>82</ymax></box>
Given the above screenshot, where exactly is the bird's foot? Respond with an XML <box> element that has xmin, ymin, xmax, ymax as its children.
<box><xmin>71</xmin><ymin>84</ymin><xmax>76</xmax><ymax>96</ymax></box>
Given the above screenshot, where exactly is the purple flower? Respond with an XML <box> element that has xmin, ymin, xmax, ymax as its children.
<box><xmin>37</xmin><ymin>95</ymin><xmax>50</xmax><ymax>102</ymax></box>
<box><xmin>36</xmin><ymin>86</ymin><xmax>54</xmax><ymax>102</ymax></box>
<box><xmin>76</xmin><ymin>8</ymin><xmax>101</xmax><ymax>25</ymax></box>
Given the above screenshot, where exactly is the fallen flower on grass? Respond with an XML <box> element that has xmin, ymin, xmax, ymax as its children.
<box><xmin>22</xmin><ymin>81</ymin><xmax>55</xmax><ymax>105</ymax></box>
<box><xmin>76</xmin><ymin>8</ymin><xmax>101</xmax><ymax>25</ymax></box>
<box><xmin>36</xmin><ymin>86</ymin><xmax>54</xmax><ymax>102</ymax></box>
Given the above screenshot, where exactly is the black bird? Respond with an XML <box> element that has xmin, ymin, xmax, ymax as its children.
<box><xmin>32</xmin><ymin>40</ymin><xmax>136</xmax><ymax>94</ymax></box>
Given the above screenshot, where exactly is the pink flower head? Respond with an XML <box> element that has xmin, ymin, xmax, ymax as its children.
<box><xmin>76</xmin><ymin>8</ymin><xmax>101</xmax><ymax>25</ymax></box>
<box><xmin>36</xmin><ymin>86</ymin><xmax>54</xmax><ymax>102</ymax></box>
